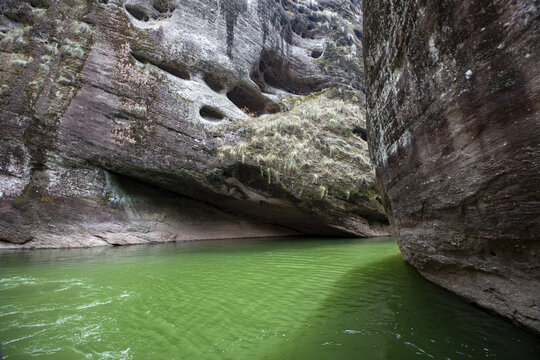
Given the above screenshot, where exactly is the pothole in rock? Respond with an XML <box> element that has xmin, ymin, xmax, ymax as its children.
<box><xmin>353</xmin><ymin>126</ymin><xmax>368</xmax><ymax>141</ymax></box>
<box><xmin>250</xmin><ymin>50</ymin><xmax>324</xmax><ymax>95</ymax></box>
<box><xmin>311</xmin><ymin>50</ymin><xmax>323</xmax><ymax>58</ymax></box>
<box><xmin>226</xmin><ymin>83</ymin><xmax>279</xmax><ymax>117</ymax></box>
<box><xmin>291</xmin><ymin>18</ymin><xmax>317</xmax><ymax>39</ymax></box>
<box><xmin>153</xmin><ymin>0</ymin><xmax>176</xmax><ymax>13</ymax></box>
<box><xmin>203</xmin><ymin>73</ymin><xmax>226</xmax><ymax>93</ymax></box>
<box><xmin>125</xmin><ymin>4</ymin><xmax>149</xmax><ymax>21</ymax></box>
<box><xmin>130</xmin><ymin>51</ymin><xmax>190</xmax><ymax>80</ymax></box>
<box><xmin>199</xmin><ymin>106</ymin><xmax>225</xmax><ymax>121</ymax></box>
<box><xmin>125</xmin><ymin>1</ymin><xmax>174</xmax><ymax>21</ymax></box>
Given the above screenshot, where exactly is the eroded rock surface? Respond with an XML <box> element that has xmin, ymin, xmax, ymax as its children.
<box><xmin>0</xmin><ymin>0</ymin><xmax>388</xmax><ymax>248</ymax></box>
<box><xmin>363</xmin><ymin>0</ymin><xmax>539</xmax><ymax>333</ymax></box>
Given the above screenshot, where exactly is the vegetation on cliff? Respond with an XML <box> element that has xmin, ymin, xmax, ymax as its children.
<box><xmin>218</xmin><ymin>87</ymin><xmax>385</xmax><ymax>220</ymax></box>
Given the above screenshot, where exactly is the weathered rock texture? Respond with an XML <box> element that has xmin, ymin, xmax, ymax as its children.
<box><xmin>0</xmin><ymin>0</ymin><xmax>388</xmax><ymax>248</ymax></box>
<box><xmin>363</xmin><ymin>0</ymin><xmax>540</xmax><ymax>333</ymax></box>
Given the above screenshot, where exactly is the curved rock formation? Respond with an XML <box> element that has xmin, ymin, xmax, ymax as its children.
<box><xmin>0</xmin><ymin>0</ymin><xmax>388</xmax><ymax>248</ymax></box>
<box><xmin>363</xmin><ymin>0</ymin><xmax>539</xmax><ymax>333</ymax></box>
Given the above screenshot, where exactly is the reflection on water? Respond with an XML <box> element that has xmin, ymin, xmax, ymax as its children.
<box><xmin>0</xmin><ymin>237</ymin><xmax>538</xmax><ymax>359</ymax></box>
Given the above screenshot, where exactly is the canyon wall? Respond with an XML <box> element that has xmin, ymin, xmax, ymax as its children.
<box><xmin>363</xmin><ymin>0</ymin><xmax>539</xmax><ymax>333</ymax></box>
<box><xmin>0</xmin><ymin>0</ymin><xmax>388</xmax><ymax>248</ymax></box>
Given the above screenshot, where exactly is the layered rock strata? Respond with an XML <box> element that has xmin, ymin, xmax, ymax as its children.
<box><xmin>363</xmin><ymin>0</ymin><xmax>540</xmax><ymax>333</ymax></box>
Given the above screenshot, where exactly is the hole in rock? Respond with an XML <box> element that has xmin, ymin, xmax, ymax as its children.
<box><xmin>280</xmin><ymin>0</ymin><xmax>294</xmax><ymax>12</ymax></box>
<box><xmin>226</xmin><ymin>84</ymin><xmax>280</xmax><ymax>117</ymax></box>
<box><xmin>155</xmin><ymin>62</ymin><xmax>190</xmax><ymax>80</ymax></box>
<box><xmin>130</xmin><ymin>51</ymin><xmax>190</xmax><ymax>80</ymax></box>
<box><xmin>263</xmin><ymin>71</ymin><xmax>279</xmax><ymax>86</ymax></box>
<box><xmin>291</xmin><ymin>19</ymin><xmax>316</xmax><ymax>39</ymax></box>
<box><xmin>353</xmin><ymin>28</ymin><xmax>362</xmax><ymax>40</ymax></box>
<box><xmin>251</xmin><ymin>50</ymin><xmax>324</xmax><ymax>95</ymax></box>
<box><xmin>291</xmin><ymin>20</ymin><xmax>302</xmax><ymax>36</ymax></box>
<box><xmin>125</xmin><ymin>4</ymin><xmax>149</xmax><ymax>21</ymax></box>
<box><xmin>311</xmin><ymin>50</ymin><xmax>322</xmax><ymax>58</ymax></box>
<box><xmin>153</xmin><ymin>0</ymin><xmax>175</xmax><ymax>13</ymax></box>
<box><xmin>200</xmin><ymin>106</ymin><xmax>225</xmax><ymax>121</ymax></box>
<box><xmin>353</xmin><ymin>127</ymin><xmax>368</xmax><ymax>141</ymax></box>
<box><xmin>203</xmin><ymin>73</ymin><xmax>225</xmax><ymax>92</ymax></box>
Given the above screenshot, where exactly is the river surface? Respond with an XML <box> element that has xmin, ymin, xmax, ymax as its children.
<box><xmin>0</xmin><ymin>237</ymin><xmax>538</xmax><ymax>359</ymax></box>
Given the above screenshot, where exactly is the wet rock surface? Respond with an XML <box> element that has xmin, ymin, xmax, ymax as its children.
<box><xmin>0</xmin><ymin>0</ymin><xmax>388</xmax><ymax>248</ymax></box>
<box><xmin>363</xmin><ymin>0</ymin><xmax>540</xmax><ymax>333</ymax></box>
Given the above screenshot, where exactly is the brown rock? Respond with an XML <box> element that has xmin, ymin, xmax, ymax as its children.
<box><xmin>363</xmin><ymin>0</ymin><xmax>540</xmax><ymax>333</ymax></box>
<box><xmin>0</xmin><ymin>0</ymin><xmax>388</xmax><ymax>248</ymax></box>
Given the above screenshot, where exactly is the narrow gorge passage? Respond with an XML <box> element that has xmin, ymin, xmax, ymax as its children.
<box><xmin>0</xmin><ymin>0</ymin><xmax>538</xmax><ymax>358</ymax></box>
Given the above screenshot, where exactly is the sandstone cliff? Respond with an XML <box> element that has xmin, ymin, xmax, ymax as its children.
<box><xmin>363</xmin><ymin>0</ymin><xmax>539</xmax><ymax>333</ymax></box>
<box><xmin>0</xmin><ymin>0</ymin><xmax>388</xmax><ymax>248</ymax></box>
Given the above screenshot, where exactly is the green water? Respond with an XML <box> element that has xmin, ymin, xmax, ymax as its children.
<box><xmin>0</xmin><ymin>237</ymin><xmax>538</xmax><ymax>359</ymax></box>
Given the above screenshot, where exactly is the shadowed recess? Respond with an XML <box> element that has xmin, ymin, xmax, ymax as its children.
<box><xmin>125</xmin><ymin>4</ymin><xmax>149</xmax><ymax>21</ymax></box>
<box><xmin>199</xmin><ymin>105</ymin><xmax>225</xmax><ymax>121</ymax></box>
<box><xmin>226</xmin><ymin>83</ymin><xmax>280</xmax><ymax>116</ymax></box>
<box><xmin>203</xmin><ymin>72</ymin><xmax>226</xmax><ymax>92</ymax></box>
<box><xmin>251</xmin><ymin>50</ymin><xmax>324</xmax><ymax>95</ymax></box>
<box><xmin>130</xmin><ymin>51</ymin><xmax>190</xmax><ymax>80</ymax></box>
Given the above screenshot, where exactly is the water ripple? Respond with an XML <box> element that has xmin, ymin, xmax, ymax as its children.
<box><xmin>1</xmin><ymin>238</ymin><xmax>539</xmax><ymax>360</ymax></box>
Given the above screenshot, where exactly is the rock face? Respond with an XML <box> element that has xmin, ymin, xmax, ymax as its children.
<box><xmin>363</xmin><ymin>0</ymin><xmax>539</xmax><ymax>333</ymax></box>
<box><xmin>0</xmin><ymin>0</ymin><xmax>388</xmax><ymax>248</ymax></box>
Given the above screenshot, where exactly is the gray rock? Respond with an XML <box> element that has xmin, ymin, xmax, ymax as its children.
<box><xmin>0</xmin><ymin>0</ymin><xmax>388</xmax><ymax>248</ymax></box>
<box><xmin>363</xmin><ymin>0</ymin><xmax>540</xmax><ymax>333</ymax></box>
